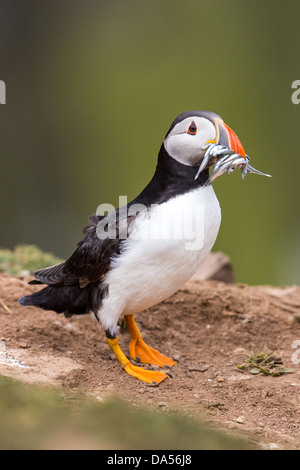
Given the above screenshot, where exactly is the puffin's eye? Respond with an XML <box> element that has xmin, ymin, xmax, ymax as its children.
<box><xmin>187</xmin><ymin>122</ymin><xmax>197</xmax><ymax>135</ymax></box>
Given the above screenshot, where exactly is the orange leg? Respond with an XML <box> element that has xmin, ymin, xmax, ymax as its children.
<box><xmin>124</xmin><ymin>314</ymin><xmax>178</xmax><ymax>368</ymax></box>
<box><xmin>106</xmin><ymin>337</ymin><xmax>169</xmax><ymax>385</ymax></box>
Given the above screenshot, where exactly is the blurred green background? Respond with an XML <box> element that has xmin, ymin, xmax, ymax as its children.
<box><xmin>0</xmin><ymin>0</ymin><xmax>299</xmax><ymax>286</ymax></box>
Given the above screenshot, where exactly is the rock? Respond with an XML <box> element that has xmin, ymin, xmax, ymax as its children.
<box><xmin>158</xmin><ymin>402</ymin><xmax>167</xmax><ymax>411</ymax></box>
<box><xmin>19</xmin><ymin>270</ymin><xmax>31</xmax><ymax>278</ymax></box>
<box><xmin>233</xmin><ymin>347</ymin><xmax>247</xmax><ymax>354</ymax></box>
<box><xmin>236</xmin><ymin>416</ymin><xmax>245</xmax><ymax>424</ymax></box>
<box><xmin>268</xmin><ymin>443</ymin><xmax>279</xmax><ymax>450</ymax></box>
<box><xmin>222</xmin><ymin>309</ymin><xmax>236</xmax><ymax>317</ymax></box>
<box><xmin>189</xmin><ymin>252</ymin><xmax>235</xmax><ymax>284</ymax></box>
<box><xmin>188</xmin><ymin>364</ymin><xmax>210</xmax><ymax>372</ymax></box>
<box><xmin>261</xmin><ymin>390</ymin><xmax>268</xmax><ymax>399</ymax></box>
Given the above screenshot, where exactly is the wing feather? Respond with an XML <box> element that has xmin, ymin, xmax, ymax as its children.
<box><xmin>31</xmin><ymin>208</ymin><xmax>137</xmax><ymax>288</ymax></box>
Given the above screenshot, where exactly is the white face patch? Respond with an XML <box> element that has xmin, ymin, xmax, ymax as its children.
<box><xmin>163</xmin><ymin>116</ymin><xmax>217</xmax><ymax>166</ymax></box>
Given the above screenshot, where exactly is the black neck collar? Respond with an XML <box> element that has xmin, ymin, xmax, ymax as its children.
<box><xmin>131</xmin><ymin>144</ymin><xmax>210</xmax><ymax>207</ymax></box>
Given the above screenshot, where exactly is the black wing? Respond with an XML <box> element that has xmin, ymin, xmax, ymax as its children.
<box><xmin>30</xmin><ymin>210</ymin><xmax>137</xmax><ymax>288</ymax></box>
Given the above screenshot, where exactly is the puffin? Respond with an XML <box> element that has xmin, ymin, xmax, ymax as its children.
<box><xmin>19</xmin><ymin>111</ymin><xmax>252</xmax><ymax>385</ymax></box>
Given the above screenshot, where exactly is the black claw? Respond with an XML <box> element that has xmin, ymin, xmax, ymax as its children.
<box><xmin>173</xmin><ymin>358</ymin><xmax>180</xmax><ymax>363</ymax></box>
<box><xmin>135</xmin><ymin>356</ymin><xmax>141</xmax><ymax>363</ymax></box>
<box><xmin>165</xmin><ymin>372</ymin><xmax>173</xmax><ymax>378</ymax></box>
<box><xmin>146</xmin><ymin>381</ymin><xmax>159</xmax><ymax>387</ymax></box>
<box><xmin>164</xmin><ymin>365</ymin><xmax>171</xmax><ymax>370</ymax></box>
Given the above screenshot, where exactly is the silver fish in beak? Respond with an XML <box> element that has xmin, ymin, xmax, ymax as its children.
<box><xmin>194</xmin><ymin>117</ymin><xmax>271</xmax><ymax>183</ymax></box>
<box><xmin>195</xmin><ymin>143</ymin><xmax>271</xmax><ymax>184</ymax></box>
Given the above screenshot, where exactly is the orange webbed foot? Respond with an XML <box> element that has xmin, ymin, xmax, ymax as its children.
<box><xmin>106</xmin><ymin>336</ymin><xmax>171</xmax><ymax>385</ymax></box>
<box><xmin>124</xmin><ymin>314</ymin><xmax>178</xmax><ymax>368</ymax></box>
<box><xmin>129</xmin><ymin>337</ymin><xmax>177</xmax><ymax>368</ymax></box>
<box><xmin>124</xmin><ymin>362</ymin><xmax>171</xmax><ymax>385</ymax></box>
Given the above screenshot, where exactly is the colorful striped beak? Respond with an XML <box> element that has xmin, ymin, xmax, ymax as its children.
<box><xmin>216</xmin><ymin>118</ymin><xmax>247</xmax><ymax>159</ymax></box>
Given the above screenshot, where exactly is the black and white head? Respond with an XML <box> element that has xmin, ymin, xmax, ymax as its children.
<box><xmin>163</xmin><ymin>110</ymin><xmax>246</xmax><ymax>169</ymax></box>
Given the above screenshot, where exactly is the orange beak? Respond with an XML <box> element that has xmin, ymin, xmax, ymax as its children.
<box><xmin>222</xmin><ymin>122</ymin><xmax>246</xmax><ymax>159</ymax></box>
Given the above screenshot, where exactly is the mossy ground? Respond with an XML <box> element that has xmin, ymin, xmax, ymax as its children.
<box><xmin>0</xmin><ymin>375</ymin><xmax>251</xmax><ymax>450</ymax></box>
<box><xmin>0</xmin><ymin>245</ymin><xmax>62</xmax><ymax>276</ymax></box>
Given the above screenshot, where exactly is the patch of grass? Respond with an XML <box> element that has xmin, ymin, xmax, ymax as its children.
<box><xmin>0</xmin><ymin>375</ymin><xmax>254</xmax><ymax>450</ymax></box>
<box><xmin>0</xmin><ymin>245</ymin><xmax>62</xmax><ymax>276</ymax></box>
<box><xmin>206</xmin><ymin>403</ymin><xmax>228</xmax><ymax>411</ymax></box>
<box><xmin>237</xmin><ymin>352</ymin><xmax>294</xmax><ymax>377</ymax></box>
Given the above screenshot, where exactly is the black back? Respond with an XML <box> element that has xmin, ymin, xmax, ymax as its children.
<box><xmin>19</xmin><ymin>114</ymin><xmax>212</xmax><ymax>319</ymax></box>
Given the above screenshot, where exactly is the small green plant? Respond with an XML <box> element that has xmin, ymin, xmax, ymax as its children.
<box><xmin>0</xmin><ymin>245</ymin><xmax>62</xmax><ymax>276</ymax></box>
<box><xmin>237</xmin><ymin>352</ymin><xmax>294</xmax><ymax>377</ymax></box>
<box><xmin>206</xmin><ymin>403</ymin><xmax>227</xmax><ymax>411</ymax></box>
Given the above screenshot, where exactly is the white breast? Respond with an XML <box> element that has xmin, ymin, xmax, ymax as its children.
<box><xmin>98</xmin><ymin>185</ymin><xmax>221</xmax><ymax>335</ymax></box>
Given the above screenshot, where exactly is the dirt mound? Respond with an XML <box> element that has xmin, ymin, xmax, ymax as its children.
<box><xmin>0</xmin><ymin>273</ymin><xmax>300</xmax><ymax>449</ymax></box>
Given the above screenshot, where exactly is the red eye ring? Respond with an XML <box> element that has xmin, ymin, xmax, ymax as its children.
<box><xmin>187</xmin><ymin>121</ymin><xmax>197</xmax><ymax>135</ymax></box>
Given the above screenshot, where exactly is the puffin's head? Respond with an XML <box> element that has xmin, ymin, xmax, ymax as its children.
<box><xmin>163</xmin><ymin>111</ymin><xmax>246</xmax><ymax>168</ymax></box>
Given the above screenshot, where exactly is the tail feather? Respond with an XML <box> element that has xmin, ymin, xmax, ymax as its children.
<box><xmin>29</xmin><ymin>262</ymin><xmax>68</xmax><ymax>286</ymax></box>
<box><xmin>19</xmin><ymin>283</ymin><xmax>104</xmax><ymax>317</ymax></box>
